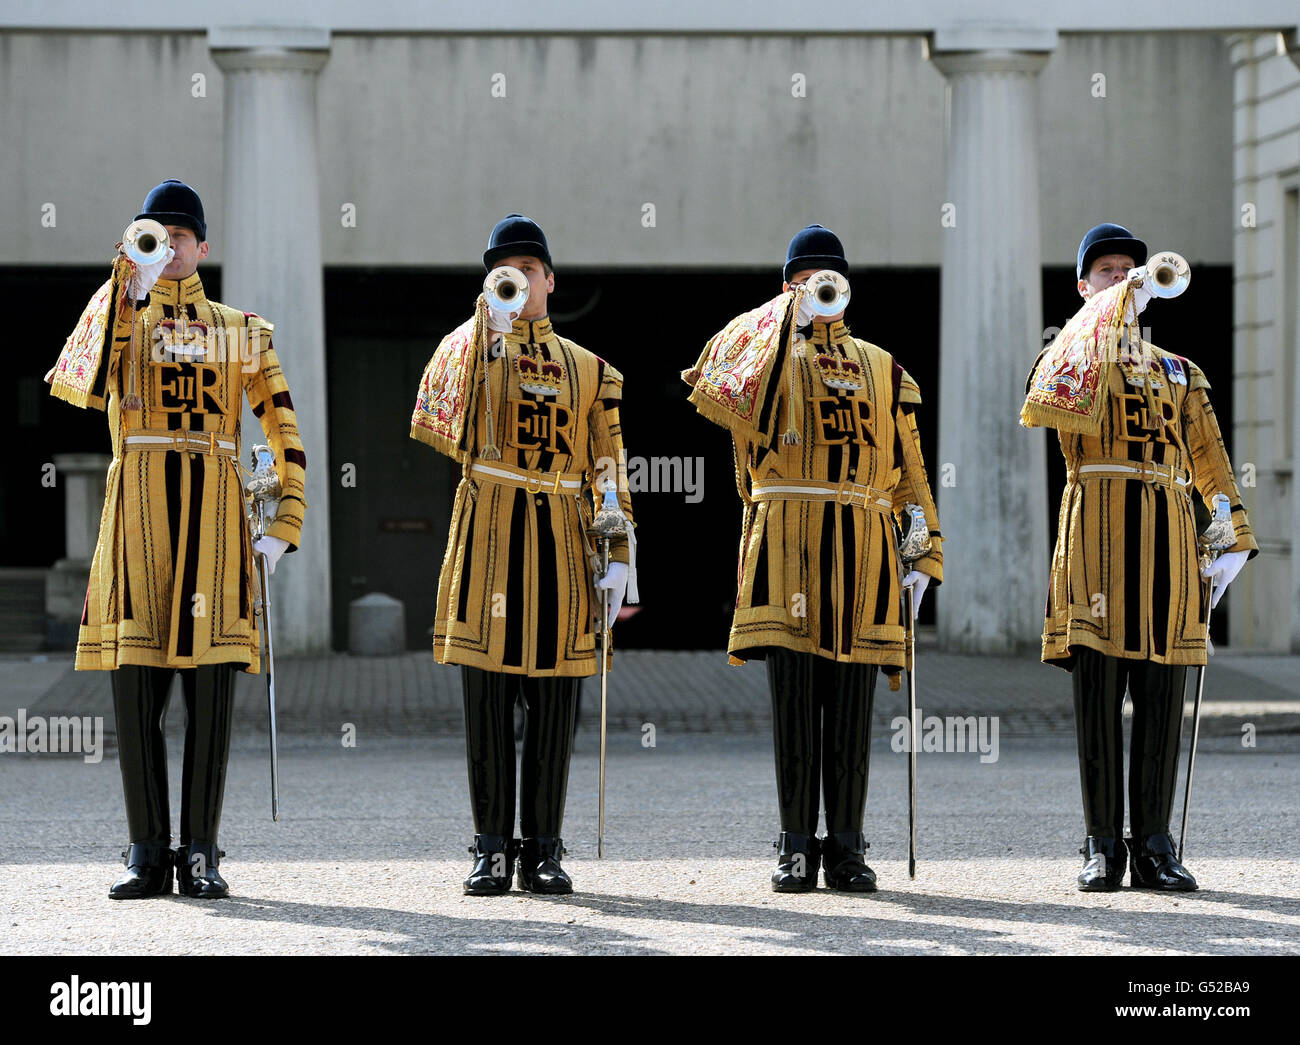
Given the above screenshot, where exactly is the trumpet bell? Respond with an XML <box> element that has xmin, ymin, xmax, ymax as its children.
<box><xmin>802</xmin><ymin>269</ymin><xmax>851</xmax><ymax>317</ymax></box>
<box><xmin>1133</xmin><ymin>250</ymin><xmax>1190</xmax><ymax>299</ymax></box>
<box><xmin>122</xmin><ymin>218</ymin><xmax>170</xmax><ymax>267</ymax></box>
<box><xmin>484</xmin><ymin>265</ymin><xmax>530</xmax><ymax>315</ymax></box>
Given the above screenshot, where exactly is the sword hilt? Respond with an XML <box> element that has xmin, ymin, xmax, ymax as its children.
<box><xmin>245</xmin><ymin>444</ymin><xmax>282</xmax><ymax>543</ymax></box>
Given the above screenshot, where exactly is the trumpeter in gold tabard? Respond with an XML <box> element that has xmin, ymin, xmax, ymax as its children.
<box><xmin>46</xmin><ymin>258</ymin><xmax>308</xmax><ymax>673</ymax></box>
<box><xmin>683</xmin><ymin>294</ymin><xmax>944</xmax><ymax>670</ymax></box>
<box><xmin>1022</xmin><ymin>279</ymin><xmax>1258</xmax><ymax>669</ymax></box>
<box><xmin>411</xmin><ymin>302</ymin><xmax>635</xmax><ymax>678</ymax></box>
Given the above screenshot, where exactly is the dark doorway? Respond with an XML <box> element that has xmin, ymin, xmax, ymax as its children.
<box><xmin>324</xmin><ymin>267</ymin><xmax>943</xmax><ymax>651</ymax></box>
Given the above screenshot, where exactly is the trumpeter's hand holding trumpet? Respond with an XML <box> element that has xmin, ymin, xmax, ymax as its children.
<box><xmin>1119</xmin><ymin>249</ymin><xmax>1192</xmax><ymax>322</ymax></box>
<box><xmin>484</xmin><ymin>264</ymin><xmax>530</xmax><ymax>334</ymax></box>
<box><xmin>121</xmin><ymin>218</ymin><xmax>175</xmax><ymax>303</ymax></box>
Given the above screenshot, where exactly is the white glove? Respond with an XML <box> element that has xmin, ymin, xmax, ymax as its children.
<box><xmin>486</xmin><ymin>307</ymin><xmax>515</xmax><ymax>333</ymax></box>
<box><xmin>1203</xmin><ymin>549</ymin><xmax>1247</xmax><ymax>609</ymax></box>
<box><xmin>594</xmin><ymin>561</ymin><xmax>628</xmax><ymax>629</ymax></box>
<box><xmin>253</xmin><ymin>535</ymin><xmax>290</xmax><ymax>576</ymax></box>
<box><xmin>129</xmin><ymin>247</ymin><xmax>175</xmax><ymax>302</ymax></box>
<box><xmin>902</xmin><ymin>570</ymin><xmax>929</xmax><ymax>617</ymax></box>
<box><xmin>796</xmin><ymin>295</ymin><xmax>817</xmax><ymax>327</ymax></box>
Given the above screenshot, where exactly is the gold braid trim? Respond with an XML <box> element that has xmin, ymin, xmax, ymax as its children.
<box><xmin>475</xmin><ymin>294</ymin><xmax>502</xmax><ymax>461</ymax></box>
<box><xmin>781</xmin><ymin>286</ymin><xmax>805</xmax><ymax>445</ymax></box>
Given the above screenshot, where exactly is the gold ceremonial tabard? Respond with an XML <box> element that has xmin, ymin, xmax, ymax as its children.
<box><xmin>411</xmin><ymin>313</ymin><xmax>633</xmax><ymax>678</ymax></box>
<box><xmin>684</xmin><ymin>307</ymin><xmax>944</xmax><ymax>669</ymax></box>
<box><xmin>1037</xmin><ymin>344</ymin><xmax>1257</xmax><ymax>669</ymax></box>
<box><xmin>47</xmin><ymin>266</ymin><xmax>307</xmax><ymax>672</ymax></box>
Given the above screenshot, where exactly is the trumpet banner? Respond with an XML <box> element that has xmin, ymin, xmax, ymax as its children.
<box><xmin>682</xmin><ymin>291</ymin><xmax>795</xmax><ymax>446</ymax></box>
<box><xmin>411</xmin><ymin>308</ymin><xmax>483</xmax><ymax>457</ymax></box>
<box><xmin>1021</xmin><ymin>280</ymin><xmax>1133</xmax><ymax>436</ymax></box>
<box><xmin>46</xmin><ymin>257</ymin><xmax>133</xmax><ymax>411</ymax></box>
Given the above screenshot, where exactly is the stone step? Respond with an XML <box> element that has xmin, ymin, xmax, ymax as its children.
<box><xmin>0</xmin><ymin>569</ymin><xmax>50</xmax><ymax>651</ymax></box>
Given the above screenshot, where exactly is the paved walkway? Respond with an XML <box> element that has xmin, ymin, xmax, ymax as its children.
<box><xmin>1</xmin><ymin>735</ymin><xmax>1296</xmax><ymax>955</ymax></box>
<box><xmin>4</xmin><ymin>637</ymin><xmax>1298</xmax><ymax>739</ymax></box>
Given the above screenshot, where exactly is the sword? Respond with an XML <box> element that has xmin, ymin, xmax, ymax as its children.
<box><xmin>586</xmin><ymin>477</ymin><xmax>630</xmax><ymax>860</ymax></box>
<box><xmin>1178</xmin><ymin>492</ymin><xmax>1235</xmax><ymax>861</ymax></box>
<box><xmin>246</xmin><ymin>444</ymin><xmax>282</xmax><ymax>822</ymax></box>
<box><xmin>895</xmin><ymin>503</ymin><xmax>932</xmax><ymax>880</ymax></box>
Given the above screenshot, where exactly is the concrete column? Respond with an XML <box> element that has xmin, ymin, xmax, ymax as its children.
<box><xmin>46</xmin><ymin>452</ymin><xmax>112</xmax><ymax>646</ymax></box>
<box><xmin>929</xmin><ymin>32</ymin><xmax>1055</xmax><ymax>653</ymax></box>
<box><xmin>211</xmin><ymin>27</ymin><xmax>332</xmax><ymax>655</ymax></box>
<box><xmin>1287</xmin><ymin>31</ymin><xmax>1300</xmax><ymax>650</ymax></box>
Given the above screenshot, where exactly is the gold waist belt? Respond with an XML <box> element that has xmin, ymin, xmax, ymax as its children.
<box><xmin>751</xmin><ymin>477</ymin><xmax>892</xmax><ymax>513</ymax></box>
<box><xmin>1069</xmin><ymin>458</ymin><xmax>1190</xmax><ymax>490</ymax></box>
<box><xmin>122</xmin><ymin>429</ymin><xmax>237</xmax><ymax>458</ymax></box>
<box><xmin>468</xmin><ymin>458</ymin><xmax>585</xmax><ymax>496</ymax></box>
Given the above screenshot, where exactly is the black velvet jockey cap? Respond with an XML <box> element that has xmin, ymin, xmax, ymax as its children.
<box><xmin>136</xmin><ymin>179</ymin><xmax>207</xmax><ymax>242</ymax></box>
<box><xmin>784</xmin><ymin>224</ymin><xmax>849</xmax><ymax>282</ymax></box>
<box><xmin>484</xmin><ymin>213</ymin><xmax>552</xmax><ymax>271</ymax></box>
<box><xmin>1076</xmin><ymin>222</ymin><xmax>1146</xmax><ymax>280</ymax></box>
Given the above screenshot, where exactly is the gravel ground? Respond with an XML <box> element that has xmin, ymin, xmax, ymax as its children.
<box><xmin>1</xmin><ymin>730</ymin><xmax>1297</xmax><ymax>956</ymax></box>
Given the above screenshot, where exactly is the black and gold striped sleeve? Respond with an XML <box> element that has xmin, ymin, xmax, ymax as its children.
<box><xmin>242</xmin><ymin>317</ymin><xmax>308</xmax><ymax>552</ymax></box>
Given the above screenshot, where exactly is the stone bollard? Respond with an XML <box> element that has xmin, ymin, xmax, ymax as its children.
<box><xmin>348</xmin><ymin>593</ymin><xmax>406</xmax><ymax>655</ymax></box>
<box><xmin>46</xmin><ymin>453</ymin><xmax>112</xmax><ymax>648</ymax></box>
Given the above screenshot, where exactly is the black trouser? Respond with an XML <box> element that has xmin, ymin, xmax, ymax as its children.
<box><xmin>110</xmin><ymin>664</ymin><xmax>238</xmax><ymax>847</ymax></box>
<box><xmin>765</xmin><ymin>649</ymin><xmax>878</xmax><ymax>836</ymax></box>
<box><xmin>1071</xmin><ymin>647</ymin><xmax>1187</xmax><ymax>839</ymax></box>
<box><xmin>461</xmin><ymin>667</ymin><xmax>580</xmax><ymax>838</ymax></box>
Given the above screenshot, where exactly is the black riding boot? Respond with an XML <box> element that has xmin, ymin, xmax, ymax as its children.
<box><xmin>820</xmin><ymin>660</ymin><xmax>879</xmax><ymax>892</ymax></box>
<box><xmin>176</xmin><ymin>665</ymin><xmax>236</xmax><ymax>898</ymax></box>
<box><xmin>1072</xmin><ymin>649</ymin><xmax>1127</xmax><ymax>890</ymax></box>
<box><xmin>462</xmin><ymin>668</ymin><xmax>519</xmax><ymax>893</ymax></box>
<box><xmin>464</xmin><ymin>834</ymin><xmax>519</xmax><ymax>895</ymax></box>
<box><xmin>109</xmin><ymin>666</ymin><xmax>175</xmax><ymax>899</ymax></box>
<box><xmin>1127</xmin><ymin>662</ymin><xmax>1197</xmax><ymax>891</ymax></box>
<box><xmin>773</xmin><ymin>832</ymin><xmax>821</xmax><ymax>892</ymax></box>
<box><xmin>1078</xmin><ymin>835</ymin><xmax>1128</xmax><ymax>891</ymax></box>
<box><xmin>767</xmin><ymin>650</ymin><xmax>820</xmax><ymax>891</ymax></box>
<box><xmin>1128</xmin><ymin>832</ymin><xmax>1197</xmax><ymax>891</ymax></box>
<box><xmin>517</xmin><ymin>836</ymin><xmax>571</xmax><ymax>895</ymax></box>
<box><xmin>517</xmin><ymin>676</ymin><xmax>579</xmax><ymax>895</ymax></box>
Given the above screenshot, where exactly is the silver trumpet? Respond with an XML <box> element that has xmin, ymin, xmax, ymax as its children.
<box><xmin>896</xmin><ymin>502</ymin><xmax>932</xmax><ymax>880</ymax></box>
<box><xmin>802</xmin><ymin>269</ymin><xmax>851</xmax><ymax>316</ymax></box>
<box><xmin>245</xmin><ymin>444</ymin><xmax>282</xmax><ymax>822</ymax></box>
<box><xmin>484</xmin><ymin>265</ymin><xmax>530</xmax><ymax>316</ymax></box>
<box><xmin>1178</xmin><ymin>492</ymin><xmax>1235</xmax><ymax>861</ymax></box>
<box><xmin>1129</xmin><ymin>251</ymin><xmax>1191</xmax><ymax>299</ymax></box>
<box><xmin>586</xmin><ymin>477</ymin><xmax>630</xmax><ymax>860</ymax></box>
<box><xmin>122</xmin><ymin>218</ymin><xmax>170</xmax><ymax>266</ymax></box>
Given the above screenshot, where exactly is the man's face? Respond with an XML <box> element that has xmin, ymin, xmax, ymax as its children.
<box><xmin>495</xmin><ymin>254</ymin><xmax>554</xmax><ymax>320</ymax></box>
<box><xmin>161</xmin><ymin>225</ymin><xmax>209</xmax><ymax>280</ymax></box>
<box><xmin>1079</xmin><ymin>253</ymin><xmax>1135</xmax><ymax>299</ymax></box>
<box><xmin>783</xmin><ymin>267</ymin><xmax>846</xmax><ymax>323</ymax></box>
